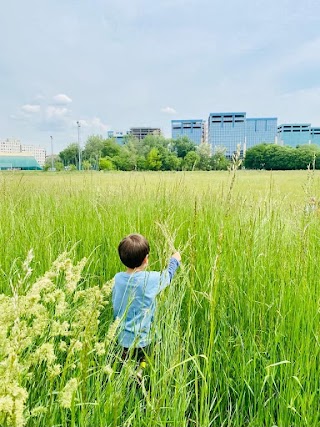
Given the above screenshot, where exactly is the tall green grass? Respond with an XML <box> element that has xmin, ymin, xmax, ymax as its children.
<box><xmin>0</xmin><ymin>170</ymin><xmax>320</xmax><ymax>426</ymax></box>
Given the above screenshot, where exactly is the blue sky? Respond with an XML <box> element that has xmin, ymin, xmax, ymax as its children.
<box><xmin>1</xmin><ymin>0</ymin><xmax>320</xmax><ymax>152</ymax></box>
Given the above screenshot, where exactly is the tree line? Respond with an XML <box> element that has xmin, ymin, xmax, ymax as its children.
<box><xmin>44</xmin><ymin>135</ymin><xmax>229</xmax><ymax>171</ymax></box>
<box><xmin>45</xmin><ymin>137</ymin><xmax>320</xmax><ymax>172</ymax></box>
<box><xmin>244</xmin><ymin>143</ymin><xmax>320</xmax><ymax>170</ymax></box>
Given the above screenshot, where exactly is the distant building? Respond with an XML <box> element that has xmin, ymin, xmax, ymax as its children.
<box><xmin>107</xmin><ymin>131</ymin><xmax>127</xmax><ymax>145</ymax></box>
<box><xmin>207</xmin><ymin>113</ymin><xmax>278</xmax><ymax>157</ymax></box>
<box><xmin>171</xmin><ymin>120</ymin><xmax>206</xmax><ymax>145</ymax></box>
<box><xmin>277</xmin><ymin>124</ymin><xmax>311</xmax><ymax>147</ymax></box>
<box><xmin>0</xmin><ymin>152</ymin><xmax>42</xmax><ymax>170</ymax></box>
<box><xmin>246</xmin><ymin>118</ymin><xmax>277</xmax><ymax>150</ymax></box>
<box><xmin>0</xmin><ymin>138</ymin><xmax>46</xmax><ymax>166</ymax></box>
<box><xmin>22</xmin><ymin>145</ymin><xmax>46</xmax><ymax>166</ymax></box>
<box><xmin>310</xmin><ymin>127</ymin><xmax>320</xmax><ymax>145</ymax></box>
<box><xmin>208</xmin><ymin>112</ymin><xmax>246</xmax><ymax>157</ymax></box>
<box><xmin>129</xmin><ymin>127</ymin><xmax>161</xmax><ymax>141</ymax></box>
<box><xmin>0</xmin><ymin>138</ymin><xmax>21</xmax><ymax>152</ymax></box>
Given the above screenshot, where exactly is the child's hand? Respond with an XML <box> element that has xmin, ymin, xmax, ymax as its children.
<box><xmin>172</xmin><ymin>252</ymin><xmax>181</xmax><ymax>262</ymax></box>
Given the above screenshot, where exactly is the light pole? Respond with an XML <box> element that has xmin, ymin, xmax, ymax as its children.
<box><xmin>50</xmin><ymin>135</ymin><xmax>54</xmax><ymax>171</ymax></box>
<box><xmin>77</xmin><ymin>121</ymin><xmax>81</xmax><ymax>170</ymax></box>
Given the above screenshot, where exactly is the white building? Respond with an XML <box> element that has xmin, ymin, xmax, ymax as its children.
<box><xmin>0</xmin><ymin>138</ymin><xmax>46</xmax><ymax>166</ymax></box>
<box><xmin>0</xmin><ymin>138</ymin><xmax>21</xmax><ymax>152</ymax></box>
<box><xmin>21</xmin><ymin>145</ymin><xmax>46</xmax><ymax>166</ymax></box>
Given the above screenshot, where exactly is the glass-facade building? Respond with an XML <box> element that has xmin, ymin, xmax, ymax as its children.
<box><xmin>277</xmin><ymin>124</ymin><xmax>311</xmax><ymax>147</ymax></box>
<box><xmin>311</xmin><ymin>127</ymin><xmax>320</xmax><ymax>145</ymax></box>
<box><xmin>246</xmin><ymin>118</ymin><xmax>277</xmax><ymax>149</ymax></box>
<box><xmin>208</xmin><ymin>113</ymin><xmax>278</xmax><ymax>156</ymax></box>
<box><xmin>208</xmin><ymin>113</ymin><xmax>246</xmax><ymax>157</ymax></box>
<box><xmin>107</xmin><ymin>131</ymin><xmax>127</xmax><ymax>145</ymax></box>
<box><xmin>171</xmin><ymin>120</ymin><xmax>205</xmax><ymax>145</ymax></box>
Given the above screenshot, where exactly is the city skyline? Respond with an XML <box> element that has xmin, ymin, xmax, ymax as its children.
<box><xmin>1</xmin><ymin>0</ymin><xmax>320</xmax><ymax>153</ymax></box>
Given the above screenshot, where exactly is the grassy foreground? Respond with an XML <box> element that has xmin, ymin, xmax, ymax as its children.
<box><xmin>0</xmin><ymin>170</ymin><xmax>320</xmax><ymax>427</ymax></box>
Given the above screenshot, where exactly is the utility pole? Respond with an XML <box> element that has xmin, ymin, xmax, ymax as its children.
<box><xmin>77</xmin><ymin>121</ymin><xmax>81</xmax><ymax>170</ymax></box>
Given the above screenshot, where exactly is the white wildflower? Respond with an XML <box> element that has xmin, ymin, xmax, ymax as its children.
<box><xmin>48</xmin><ymin>364</ymin><xmax>61</xmax><ymax>378</ymax></box>
<box><xmin>30</xmin><ymin>406</ymin><xmax>47</xmax><ymax>417</ymax></box>
<box><xmin>59</xmin><ymin>341</ymin><xmax>68</xmax><ymax>352</ymax></box>
<box><xmin>106</xmin><ymin>317</ymin><xmax>121</xmax><ymax>343</ymax></box>
<box><xmin>7</xmin><ymin>384</ymin><xmax>28</xmax><ymax>427</ymax></box>
<box><xmin>101</xmin><ymin>278</ymin><xmax>115</xmax><ymax>298</ymax></box>
<box><xmin>94</xmin><ymin>342</ymin><xmax>106</xmax><ymax>356</ymax></box>
<box><xmin>59</xmin><ymin>378</ymin><xmax>78</xmax><ymax>409</ymax></box>
<box><xmin>51</xmin><ymin>321</ymin><xmax>70</xmax><ymax>337</ymax></box>
<box><xmin>65</xmin><ymin>258</ymin><xmax>87</xmax><ymax>294</ymax></box>
<box><xmin>34</xmin><ymin>343</ymin><xmax>56</xmax><ymax>365</ymax></box>
<box><xmin>0</xmin><ymin>395</ymin><xmax>14</xmax><ymax>415</ymax></box>
<box><xmin>103</xmin><ymin>365</ymin><xmax>113</xmax><ymax>376</ymax></box>
<box><xmin>22</xmin><ymin>249</ymin><xmax>34</xmax><ymax>274</ymax></box>
<box><xmin>71</xmin><ymin>340</ymin><xmax>83</xmax><ymax>353</ymax></box>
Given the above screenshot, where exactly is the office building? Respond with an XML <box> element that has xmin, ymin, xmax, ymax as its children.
<box><xmin>171</xmin><ymin>120</ymin><xmax>206</xmax><ymax>145</ymax></box>
<box><xmin>22</xmin><ymin>145</ymin><xmax>46</xmax><ymax>166</ymax></box>
<box><xmin>207</xmin><ymin>113</ymin><xmax>278</xmax><ymax>156</ymax></box>
<box><xmin>310</xmin><ymin>127</ymin><xmax>320</xmax><ymax>145</ymax></box>
<box><xmin>0</xmin><ymin>138</ymin><xmax>46</xmax><ymax>166</ymax></box>
<box><xmin>0</xmin><ymin>138</ymin><xmax>21</xmax><ymax>152</ymax></box>
<box><xmin>107</xmin><ymin>131</ymin><xmax>127</xmax><ymax>145</ymax></box>
<box><xmin>277</xmin><ymin>124</ymin><xmax>311</xmax><ymax>147</ymax></box>
<box><xmin>129</xmin><ymin>127</ymin><xmax>161</xmax><ymax>141</ymax></box>
<box><xmin>246</xmin><ymin>118</ymin><xmax>277</xmax><ymax>150</ymax></box>
<box><xmin>208</xmin><ymin>113</ymin><xmax>246</xmax><ymax>157</ymax></box>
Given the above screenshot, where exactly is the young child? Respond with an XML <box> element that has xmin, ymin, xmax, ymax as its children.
<box><xmin>112</xmin><ymin>233</ymin><xmax>181</xmax><ymax>362</ymax></box>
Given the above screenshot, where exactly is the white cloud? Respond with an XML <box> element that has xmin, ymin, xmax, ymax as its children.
<box><xmin>80</xmin><ymin>117</ymin><xmax>110</xmax><ymax>133</ymax></box>
<box><xmin>46</xmin><ymin>106</ymin><xmax>70</xmax><ymax>119</ymax></box>
<box><xmin>21</xmin><ymin>104</ymin><xmax>41</xmax><ymax>114</ymax></box>
<box><xmin>53</xmin><ymin>93</ymin><xmax>72</xmax><ymax>105</ymax></box>
<box><xmin>161</xmin><ymin>106</ymin><xmax>177</xmax><ymax>115</ymax></box>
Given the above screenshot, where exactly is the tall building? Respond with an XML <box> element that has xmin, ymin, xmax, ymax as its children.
<box><xmin>0</xmin><ymin>138</ymin><xmax>46</xmax><ymax>166</ymax></box>
<box><xmin>207</xmin><ymin>113</ymin><xmax>278</xmax><ymax>156</ymax></box>
<box><xmin>208</xmin><ymin>112</ymin><xmax>246</xmax><ymax>157</ymax></box>
<box><xmin>246</xmin><ymin>118</ymin><xmax>277</xmax><ymax>150</ymax></box>
<box><xmin>129</xmin><ymin>127</ymin><xmax>161</xmax><ymax>141</ymax></box>
<box><xmin>171</xmin><ymin>119</ymin><xmax>206</xmax><ymax>145</ymax></box>
<box><xmin>310</xmin><ymin>127</ymin><xmax>320</xmax><ymax>145</ymax></box>
<box><xmin>277</xmin><ymin>124</ymin><xmax>311</xmax><ymax>147</ymax></box>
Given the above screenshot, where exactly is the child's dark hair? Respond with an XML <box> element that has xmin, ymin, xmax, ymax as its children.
<box><xmin>118</xmin><ymin>234</ymin><xmax>150</xmax><ymax>269</ymax></box>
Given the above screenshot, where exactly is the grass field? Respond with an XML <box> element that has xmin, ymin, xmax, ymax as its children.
<box><xmin>1</xmin><ymin>170</ymin><xmax>320</xmax><ymax>427</ymax></box>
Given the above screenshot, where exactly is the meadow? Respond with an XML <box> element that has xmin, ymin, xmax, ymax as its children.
<box><xmin>0</xmin><ymin>170</ymin><xmax>320</xmax><ymax>427</ymax></box>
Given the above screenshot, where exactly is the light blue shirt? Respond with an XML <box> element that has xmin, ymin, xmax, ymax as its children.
<box><xmin>112</xmin><ymin>258</ymin><xmax>180</xmax><ymax>348</ymax></box>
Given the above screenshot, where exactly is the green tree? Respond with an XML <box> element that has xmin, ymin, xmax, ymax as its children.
<box><xmin>99</xmin><ymin>157</ymin><xmax>114</xmax><ymax>171</ymax></box>
<box><xmin>112</xmin><ymin>150</ymin><xmax>136</xmax><ymax>171</ymax></box>
<box><xmin>162</xmin><ymin>152</ymin><xmax>181</xmax><ymax>171</ymax></box>
<box><xmin>211</xmin><ymin>147</ymin><xmax>230</xmax><ymax>170</ymax></box>
<box><xmin>197</xmin><ymin>143</ymin><xmax>212</xmax><ymax>170</ymax></box>
<box><xmin>43</xmin><ymin>155</ymin><xmax>61</xmax><ymax>171</ymax></box>
<box><xmin>59</xmin><ymin>143</ymin><xmax>80</xmax><ymax>167</ymax></box>
<box><xmin>55</xmin><ymin>161</ymin><xmax>64</xmax><ymax>171</ymax></box>
<box><xmin>172</xmin><ymin>136</ymin><xmax>196</xmax><ymax>158</ymax></box>
<box><xmin>101</xmin><ymin>138</ymin><xmax>121</xmax><ymax>158</ymax></box>
<box><xmin>244</xmin><ymin>144</ymin><xmax>269</xmax><ymax>169</ymax></box>
<box><xmin>244</xmin><ymin>143</ymin><xmax>320</xmax><ymax>170</ymax></box>
<box><xmin>146</xmin><ymin>147</ymin><xmax>162</xmax><ymax>170</ymax></box>
<box><xmin>183</xmin><ymin>151</ymin><xmax>200</xmax><ymax>170</ymax></box>
<box><xmin>82</xmin><ymin>160</ymin><xmax>92</xmax><ymax>170</ymax></box>
<box><xmin>83</xmin><ymin>135</ymin><xmax>105</xmax><ymax>169</ymax></box>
